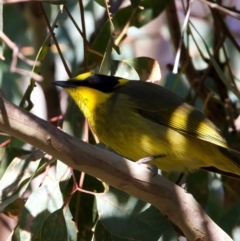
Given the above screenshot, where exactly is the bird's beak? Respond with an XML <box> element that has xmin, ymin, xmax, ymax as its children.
<box><xmin>52</xmin><ymin>81</ymin><xmax>79</xmax><ymax>88</ymax></box>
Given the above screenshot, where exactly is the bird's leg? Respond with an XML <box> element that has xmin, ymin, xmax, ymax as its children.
<box><xmin>137</xmin><ymin>154</ymin><xmax>167</xmax><ymax>164</ymax></box>
<box><xmin>136</xmin><ymin>155</ymin><xmax>166</xmax><ymax>176</ymax></box>
<box><xmin>138</xmin><ymin>155</ymin><xmax>187</xmax><ymax>188</ymax></box>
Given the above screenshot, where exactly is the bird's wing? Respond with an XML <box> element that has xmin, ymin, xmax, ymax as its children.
<box><xmin>117</xmin><ymin>81</ymin><xmax>227</xmax><ymax>148</ymax></box>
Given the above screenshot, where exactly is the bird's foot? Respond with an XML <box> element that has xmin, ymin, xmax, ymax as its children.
<box><xmin>136</xmin><ymin>155</ymin><xmax>166</xmax><ymax>176</ymax></box>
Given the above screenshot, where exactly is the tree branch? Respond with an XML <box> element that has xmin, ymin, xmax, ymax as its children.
<box><xmin>0</xmin><ymin>90</ymin><xmax>232</xmax><ymax>241</ymax></box>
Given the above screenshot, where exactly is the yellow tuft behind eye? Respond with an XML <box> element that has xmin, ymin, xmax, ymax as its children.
<box><xmin>116</xmin><ymin>78</ymin><xmax>129</xmax><ymax>87</ymax></box>
<box><xmin>71</xmin><ymin>72</ymin><xmax>93</xmax><ymax>81</ymax></box>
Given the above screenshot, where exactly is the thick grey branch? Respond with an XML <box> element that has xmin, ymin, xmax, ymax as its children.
<box><xmin>0</xmin><ymin>91</ymin><xmax>232</xmax><ymax>241</ymax></box>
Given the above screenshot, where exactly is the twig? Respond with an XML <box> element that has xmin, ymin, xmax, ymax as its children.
<box><xmin>173</xmin><ymin>0</ymin><xmax>193</xmax><ymax>74</ymax></box>
<box><xmin>0</xmin><ymin>31</ymin><xmax>38</xmax><ymax>66</ymax></box>
<box><xmin>114</xmin><ymin>9</ymin><xmax>136</xmax><ymax>46</ymax></box>
<box><xmin>79</xmin><ymin>0</ymin><xmax>88</xmax><ymax>71</ymax></box>
<box><xmin>64</xmin><ymin>5</ymin><xmax>83</xmax><ymax>37</ymax></box>
<box><xmin>0</xmin><ymin>138</ymin><xmax>11</xmax><ymax>147</ymax></box>
<box><xmin>39</xmin><ymin>3</ymin><xmax>71</xmax><ymax>77</ymax></box>
<box><xmin>0</xmin><ymin>30</ymin><xmax>43</xmax><ymax>81</ymax></box>
<box><xmin>198</xmin><ymin>0</ymin><xmax>240</xmax><ymax>20</ymax></box>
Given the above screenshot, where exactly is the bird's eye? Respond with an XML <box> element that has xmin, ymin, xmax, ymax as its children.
<box><xmin>88</xmin><ymin>76</ymin><xmax>100</xmax><ymax>84</ymax></box>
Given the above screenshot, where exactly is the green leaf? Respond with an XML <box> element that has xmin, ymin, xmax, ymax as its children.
<box><xmin>93</xmin><ymin>0</ymin><xmax>105</xmax><ymax>7</ymax></box>
<box><xmin>111</xmin><ymin>60</ymin><xmax>139</xmax><ymax>79</ymax></box>
<box><xmin>99</xmin><ymin>39</ymin><xmax>114</xmax><ymax>75</ymax></box>
<box><xmin>164</xmin><ymin>73</ymin><xmax>190</xmax><ymax>100</ymax></box>
<box><xmin>93</xmin><ymin>220</ymin><xmax>112</xmax><ymax>241</ymax></box>
<box><xmin>109</xmin><ymin>57</ymin><xmax>161</xmax><ymax>80</ymax></box>
<box><xmin>32</xmin><ymin>207</ymin><xmax>77</xmax><ymax>241</ymax></box>
<box><xmin>56</xmin><ymin>160</ymin><xmax>71</xmax><ymax>192</ymax></box>
<box><xmin>123</xmin><ymin>57</ymin><xmax>161</xmax><ymax>81</ymax></box>
<box><xmin>131</xmin><ymin>0</ymin><xmax>172</xmax><ymax>28</ymax></box>
<box><xmin>19</xmin><ymin>181</ymin><xmax>64</xmax><ymax>240</ymax></box>
<box><xmin>0</xmin><ymin>150</ymin><xmax>43</xmax><ymax>211</ymax></box>
<box><xmin>41</xmin><ymin>209</ymin><xmax>68</xmax><ymax>241</ymax></box>
<box><xmin>64</xmin><ymin>207</ymin><xmax>78</xmax><ymax>241</ymax></box>
<box><xmin>96</xmin><ymin>187</ymin><xmax>178</xmax><ymax>241</ymax></box>
<box><xmin>130</xmin><ymin>0</ymin><xmax>141</xmax><ymax>8</ymax></box>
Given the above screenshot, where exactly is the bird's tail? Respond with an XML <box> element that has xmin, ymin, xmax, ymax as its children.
<box><xmin>202</xmin><ymin>146</ymin><xmax>240</xmax><ymax>179</ymax></box>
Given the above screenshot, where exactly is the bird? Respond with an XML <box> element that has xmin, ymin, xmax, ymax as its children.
<box><xmin>52</xmin><ymin>72</ymin><xmax>240</xmax><ymax>179</ymax></box>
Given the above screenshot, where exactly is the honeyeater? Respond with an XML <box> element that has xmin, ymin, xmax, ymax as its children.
<box><xmin>53</xmin><ymin>72</ymin><xmax>240</xmax><ymax>178</ymax></box>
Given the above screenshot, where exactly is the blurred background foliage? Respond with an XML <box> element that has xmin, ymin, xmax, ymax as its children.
<box><xmin>0</xmin><ymin>0</ymin><xmax>240</xmax><ymax>240</ymax></box>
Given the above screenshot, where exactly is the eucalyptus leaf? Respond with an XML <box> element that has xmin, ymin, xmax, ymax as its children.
<box><xmin>96</xmin><ymin>187</ymin><xmax>178</xmax><ymax>241</ymax></box>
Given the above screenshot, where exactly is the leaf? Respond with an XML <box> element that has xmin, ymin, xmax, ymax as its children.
<box><xmin>93</xmin><ymin>0</ymin><xmax>105</xmax><ymax>7</ymax></box>
<box><xmin>123</xmin><ymin>57</ymin><xmax>161</xmax><ymax>81</ymax></box>
<box><xmin>130</xmin><ymin>0</ymin><xmax>141</xmax><ymax>8</ymax></box>
<box><xmin>111</xmin><ymin>60</ymin><xmax>139</xmax><ymax>79</ymax></box>
<box><xmin>0</xmin><ymin>150</ymin><xmax>44</xmax><ymax>211</ymax></box>
<box><xmin>40</xmin><ymin>208</ymin><xmax>68</xmax><ymax>241</ymax></box>
<box><xmin>96</xmin><ymin>187</ymin><xmax>178</xmax><ymax>241</ymax></box>
<box><xmin>164</xmin><ymin>72</ymin><xmax>190</xmax><ymax>100</ymax></box>
<box><xmin>56</xmin><ymin>160</ymin><xmax>71</xmax><ymax>192</ymax></box>
<box><xmin>93</xmin><ymin>220</ymin><xmax>112</xmax><ymax>241</ymax></box>
<box><xmin>3</xmin><ymin>198</ymin><xmax>25</xmax><ymax>221</ymax></box>
<box><xmin>31</xmin><ymin>207</ymin><xmax>77</xmax><ymax>241</ymax></box>
<box><xmin>131</xmin><ymin>0</ymin><xmax>171</xmax><ymax>28</ymax></box>
<box><xmin>19</xmin><ymin>181</ymin><xmax>64</xmax><ymax>241</ymax></box>
<box><xmin>110</xmin><ymin>57</ymin><xmax>161</xmax><ymax>81</ymax></box>
<box><xmin>64</xmin><ymin>207</ymin><xmax>78</xmax><ymax>241</ymax></box>
<box><xmin>99</xmin><ymin>39</ymin><xmax>114</xmax><ymax>75</ymax></box>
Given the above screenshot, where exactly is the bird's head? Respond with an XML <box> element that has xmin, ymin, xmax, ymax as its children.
<box><xmin>53</xmin><ymin>72</ymin><xmax>129</xmax><ymax>94</ymax></box>
<box><xmin>52</xmin><ymin>72</ymin><xmax>129</xmax><ymax>114</ymax></box>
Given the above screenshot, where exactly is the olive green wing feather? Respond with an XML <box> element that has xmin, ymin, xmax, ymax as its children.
<box><xmin>116</xmin><ymin>81</ymin><xmax>227</xmax><ymax>148</ymax></box>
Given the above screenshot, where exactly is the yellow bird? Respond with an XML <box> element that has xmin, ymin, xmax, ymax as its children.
<box><xmin>53</xmin><ymin>72</ymin><xmax>240</xmax><ymax>178</ymax></box>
